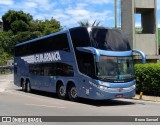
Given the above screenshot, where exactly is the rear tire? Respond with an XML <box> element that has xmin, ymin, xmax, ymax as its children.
<box><xmin>26</xmin><ymin>81</ymin><xmax>31</xmax><ymax>93</ymax></box>
<box><xmin>22</xmin><ymin>81</ymin><xmax>26</xmax><ymax>92</ymax></box>
<box><xmin>57</xmin><ymin>84</ymin><xmax>67</xmax><ymax>100</ymax></box>
<box><xmin>68</xmin><ymin>85</ymin><xmax>79</xmax><ymax>102</ymax></box>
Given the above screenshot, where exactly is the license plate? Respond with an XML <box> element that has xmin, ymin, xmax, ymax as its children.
<box><xmin>116</xmin><ymin>94</ymin><xmax>123</xmax><ymax>98</ymax></box>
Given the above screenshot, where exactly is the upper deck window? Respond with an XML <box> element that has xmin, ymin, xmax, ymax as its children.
<box><xmin>15</xmin><ymin>33</ymin><xmax>70</xmax><ymax>56</ymax></box>
<box><xmin>90</xmin><ymin>28</ymin><xmax>131</xmax><ymax>51</ymax></box>
<box><xmin>69</xmin><ymin>27</ymin><xmax>90</xmax><ymax>48</ymax></box>
<box><xmin>69</xmin><ymin>27</ymin><xmax>131</xmax><ymax>51</ymax></box>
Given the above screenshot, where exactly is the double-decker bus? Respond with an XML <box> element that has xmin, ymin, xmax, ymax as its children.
<box><xmin>14</xmin><ymin>27</ymin><xmax>146</xmax><ymax>101</ymax></box>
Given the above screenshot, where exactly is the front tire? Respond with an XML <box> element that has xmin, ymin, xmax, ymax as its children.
<box><xmin>57</xmin><ymin>84</ymin><xmax>67</xmax><ymax>100</ymax></box>
<box><xmin>68</xmin><ymin>85</ymin><xmax>79</xmax><ymax>102</ymax></box>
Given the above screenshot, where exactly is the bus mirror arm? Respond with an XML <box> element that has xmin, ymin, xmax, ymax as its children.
<box><xmin>132</xmin><ymin>49</ymin><xmax>146</xmax><ymax>64</ymax></box>
<box><xmin>76</xmin><ymin>47</ymin><xmax>100</xmax><ymax>62</ymax></box>
<box><xmin>91</xmin><ymin>48</ymin><xmax>100</xmax><ymax>62</ymax></box>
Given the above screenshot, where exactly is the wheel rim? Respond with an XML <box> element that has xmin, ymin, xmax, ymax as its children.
<box><xmin>59</xmin><ymin>86</ymin><xmax>65</xmax><ymax>96</ymax></box>
<box><xmin>70</xmin><ymin>87</ymin><xmax>77</xmax><ymax>99</ymax></box>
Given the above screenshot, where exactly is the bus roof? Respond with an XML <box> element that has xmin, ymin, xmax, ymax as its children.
<box><xmin>15</xmin><ymin>26</ymin><xmax>113</xmax><ymax>47</ymax></box>
<box><xmin>15</xmin><ymin>29</ymin><xmax>69</xmax><ymax>47</ymax></box>
<box><xmin>16</xmin><ymin>26</ymin><xmax>131</xmax><ymax>51</ymax></box>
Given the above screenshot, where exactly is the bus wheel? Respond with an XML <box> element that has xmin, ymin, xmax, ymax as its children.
<box><xmin>68</xmin><ymin>85</ymin><xmax>79</xmax><ymax>102</ymax></box>
<box><xmin>26</xmin><ymin>81</ymin><xmax>31</xmax><ymax>93</ymax></box>
<box><xmin>57</xmin><ymin>84</ymin><xmax>67</xmax><ymax>100</ymax></box>
<box><xmin>22</xmin><ymin>81</ymin><xmax>26</xmax><ymax>92</ymax></box>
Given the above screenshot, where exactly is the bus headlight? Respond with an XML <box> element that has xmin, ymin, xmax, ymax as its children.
<box><xmin>98</xmin><ymin>85</ymin><xmax>108</xmax><ymax>90</ymax></box>
<box><xmin>89</xmin><ymin>81</ymin><xmax>108</xmax><ymax>90</ymax></box>
<box><xmin>129</xmin><ymin>85</ymin><xmax>136</xmax><ymax>90</ymax></box>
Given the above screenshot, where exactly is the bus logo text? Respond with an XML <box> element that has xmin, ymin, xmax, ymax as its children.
<box><xmin>21</xmin><ymin>51</ymin><xmax>61</xmax><ymax>64</ymax></box>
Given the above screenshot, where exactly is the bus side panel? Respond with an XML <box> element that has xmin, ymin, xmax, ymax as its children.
<box><xmin>14</xmin><ymin>57</ymin><xmax>29</xmax><ymax>87</ymax></box>
<box><xmin>29</xmin><ymin>76</ymin><xmax>56</xmax><ymax>92</ymax></box>
<box><xmin>72</xmin><ymin>75</ymin><xmax>93</xmax><ymax>98</ymax></box>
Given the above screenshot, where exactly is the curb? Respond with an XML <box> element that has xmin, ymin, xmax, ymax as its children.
<box><xmin>132</xmin><ymin>96</ymin><xmax>160</xmax><ymax>102</ymax></box>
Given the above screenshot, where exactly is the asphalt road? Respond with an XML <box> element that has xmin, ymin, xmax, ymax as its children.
<box><xmin>0</xmin><ymin>74</ymin><xmax>160</xmax><ymax>125</ymax></box>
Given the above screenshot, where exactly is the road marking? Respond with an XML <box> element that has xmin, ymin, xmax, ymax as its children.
<box><xmin>25</xmin><ymin>103</ymin><xmax>65</xmax><ymax>109</ymax></box>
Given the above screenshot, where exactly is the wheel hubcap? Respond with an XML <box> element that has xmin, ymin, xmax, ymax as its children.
<box><xmin>70</xmin><ymin>87</ymin><xmax>77</xmax><ymax>98</ymax></box>
<box><xmin>59</xmin><ymin>86</ymin><xmax>65</xmax><ymax>96</ymax></box>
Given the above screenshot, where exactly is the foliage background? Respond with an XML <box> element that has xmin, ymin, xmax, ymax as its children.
<box><xmin>135</xmin><ymin>63</ymin><xmax>160</xmax><ymax>96</ymax></box>
<box><xmin>0</xmin><ymin>10</ymin><xmax>62</xmax><ymax>65</ymax></box>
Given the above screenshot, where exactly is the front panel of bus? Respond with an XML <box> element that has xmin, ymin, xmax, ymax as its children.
<box><xmin>69</xmin><ymin>27</ymin><xmax>145</xmax><ymax>100</ymax></box>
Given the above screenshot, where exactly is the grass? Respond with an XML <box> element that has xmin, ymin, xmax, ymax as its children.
<box><xmin>0</xmin><ymin>73</ymin><xmax>9</xmax><ymax>76</ymax></box>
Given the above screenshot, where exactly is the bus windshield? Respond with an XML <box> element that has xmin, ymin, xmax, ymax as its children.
<box><xmin>96</xmin><ymin>56</ymin><xmax>134</xmax><ymax>82</ymax></box>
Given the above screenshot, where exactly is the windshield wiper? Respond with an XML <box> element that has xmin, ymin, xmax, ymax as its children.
<box><xmin>97</xmin><ymin>76</ymin><xmax>111</xmax><ymax>81</ymax></box>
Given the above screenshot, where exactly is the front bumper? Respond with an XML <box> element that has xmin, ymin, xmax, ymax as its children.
<box><xmin>90</xmin><ymin>88</ymin><xmax>136</xmax><ymax>100</ymax></box>
<box><xmin>82</xmin><ymin>82</ymin><xmax>136</xmax><ymax>100</ymax></box>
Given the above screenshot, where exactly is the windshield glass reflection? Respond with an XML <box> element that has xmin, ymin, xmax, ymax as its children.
<box><xmin>97</xmin><ymin>56</ymin><xmax>134</xmax><ymax>82</ymax></box>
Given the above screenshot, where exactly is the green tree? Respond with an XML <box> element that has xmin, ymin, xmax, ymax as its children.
<box><xmin>2</xmin><ymin>10</ymin><xmax>32</xmax><ymax>34</ymax></box>
<box><xmin>29</xmin><ymin>18</ymin><xmax>62</xmax><ymax>35</ymax></box>
<box><xmin>11</xmin><ymin>20</ymin><xmax>29</xmax><ymax>33</ymax></box>
<box><xmin>78</xmin><ymin>20</ymin><xmax>90</xmax><ymax>27</ymax></box>
<box><xmin>29</xmin><ymin>20</ymin><xmax>45</xmax><ymax>32</ymax></box>
<box><xmin>14</xmin><ymin>31</ymin><xmax>42</xmax><ymax>43</ymax></box>
<box><xmin>0</xmin><ymin>10</ymin><xmax>62</xmax><ymax>66</ymax></box>
<box><xmin>0</xmin><ymin>50</ymin><xmax>12</xmax><ymax>66</ymax></box>
<box><xmin>0</xmin><ymin>31</ymin><xmax>13</xmax><ymax>65</ymax></box>
<box><xmin>78</xmin><ymin>20</ymin><xmax>101</xmax><ymax>27</ymax></box>
<box><xmin>43</xmin><ymin>18</ymin><xmax>62</xmax><ymax>35</ymax></box>
<box><xmin>0</xmin><ymin>31</ymin><xmax>13</xmax><ymax>54</ymax></box>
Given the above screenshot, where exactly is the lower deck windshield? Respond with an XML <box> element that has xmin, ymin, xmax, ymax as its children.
<box><xmin>97</xmin><ymin>56</ymin><xmax>134</xmax><ymax>82</ymax></box>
